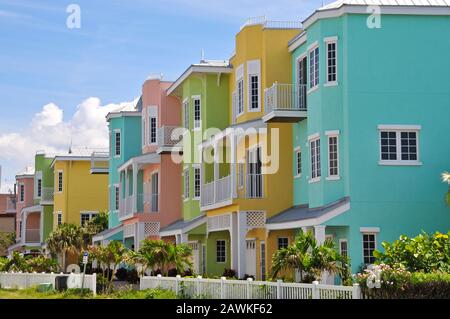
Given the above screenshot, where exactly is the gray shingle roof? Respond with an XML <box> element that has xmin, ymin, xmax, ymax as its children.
<box><xmin>266</xmin><ymin>197</ymin><xmax>350</xmax><ymax>224</ymax></box>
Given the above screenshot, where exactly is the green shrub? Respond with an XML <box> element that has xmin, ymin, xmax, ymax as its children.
<box><xmin>373</xmin><ymin>231</ymin><xmax>450</xmax><ymax>272</ymax></box>
<box><xmin>111</xmin><ymin>288</ymin><xmax>177</xmax><ymax>299</ymax></box>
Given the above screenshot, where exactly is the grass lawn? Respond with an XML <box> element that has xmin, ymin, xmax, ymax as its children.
<box><xmin>0</xmin><ymin>287</ymin><xmax>177</xmax><ymax>299</ymax></box>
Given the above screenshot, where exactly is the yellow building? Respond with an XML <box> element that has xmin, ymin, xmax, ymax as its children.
<box><xmin>51</xmin><ymin>149</ymin><xmax>108</xmax><ymax>231</ymax></box>
<box><xmin>200</xmin><ymin>19</ymin><xmax>301</xmax><ymax>280</ymax></box>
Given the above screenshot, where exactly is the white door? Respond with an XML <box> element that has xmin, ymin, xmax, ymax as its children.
<box><xmin>245</xmin><ymin>240</ymin><xmax>256</xmax><ymax>277</ymax></box>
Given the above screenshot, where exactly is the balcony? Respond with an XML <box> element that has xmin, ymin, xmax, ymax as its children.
<box><xmin>90</xmin><ymin>151</ymin><xmax>109</xmax><ymax>174</ymax></box>
<box><xmin>25</xmin><ymin>229</ymin><xmax>40</xmax><ymax>243</ymax></box>
<box><xmin>119</xmin><ymin>196</ymin><xmax>134</xmax><ymax>220</ymax></box>
<box><xmin>40</xmin><ymin>187</ymin><xmax>54</xmax><ymax>205</ymax></box>
<box><xmin>157</xmin><ymin>126</ymin><xmax>184</xmax><ymax>154</ymax></box>
<box><xmin>143</xmin><ymin>193</ymin><xmax>159</xmax><ymax>213</ymax></box>
<box><xmin>201</xmin><ymin>175</ymin><xmax>233</xmax><ymax>210</ymax></box>
<box><xmin>263</xmin><ymin>83</ymin><xmax>307</xmax><ymax>123</ymax></box>
<box><xmin>6</xmin><ymin>197</ymin><xmax>16</xmax><ymax>213</ymax></box>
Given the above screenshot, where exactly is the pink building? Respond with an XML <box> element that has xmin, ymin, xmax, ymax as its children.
<box><xmin>9</xmin><ymin>167</ymin><xmax>41</xmax><ymax>254</ymax></box>
<box><xmin>118</xmin><ymin>76</ymin><xmax>182</xmax><ymax>250</ymax></box>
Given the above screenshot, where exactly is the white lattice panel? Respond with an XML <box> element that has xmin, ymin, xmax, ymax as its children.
<box><xmin>246</xmin><ymin>211</ymin><xmax>266</xmax><ymax>228</ymax></box>
<box><xmin>207</xmin><ymin>214</ymin><xmax>231</xmax><ymax>232</ymax></box>
<box><xmin>123</xmin><ymin>224</ymin><xmax>135</xmax><ymax>238</ymax></box>
<box><xmin>144</xmin><ymin>222</ymin><xmax>160</xmax><ymax>236</ymax></box>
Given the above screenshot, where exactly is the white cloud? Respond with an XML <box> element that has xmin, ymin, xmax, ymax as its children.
<box><xmin>0</xmin><ymin>97</ymin><xmax>136</xmax><ymax>192</ymax></box>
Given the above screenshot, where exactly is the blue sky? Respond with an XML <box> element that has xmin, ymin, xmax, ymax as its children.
<box><xmin>0</xmin><ymin>0</ymin><xmax>327</xmax><ymax>191</ymax></box>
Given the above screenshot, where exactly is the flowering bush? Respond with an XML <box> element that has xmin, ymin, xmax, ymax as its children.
<box><xmin>355</xmin><ymin>264</ymin><xmax>450</xmax><ymax>299</ymax></box>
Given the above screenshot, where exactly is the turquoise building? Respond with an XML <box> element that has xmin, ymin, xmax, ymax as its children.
<box><xmin>266</xmin><ymin>0</ymin><xmax>450</xmax><ymax>275</ymax></box>
<box><xmin>93</xmin><ymin>102</ymin><xmax>142</xmax><ymax>245</ymax></box>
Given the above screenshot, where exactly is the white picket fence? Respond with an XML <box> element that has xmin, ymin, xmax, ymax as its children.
<box><xmin>0</xmin><ymin>272</ymin><xmax>97</xmax><ymax>296</ymax></box>
<box><xmin>140</xmin><ymin>275</ymin><xmax>361</xmax><ymax>299</ymax></box>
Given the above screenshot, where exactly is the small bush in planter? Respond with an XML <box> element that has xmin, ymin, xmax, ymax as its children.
<box><xmin>222</xmin><ymin>268</ymin><xmax>237</xmax><ymax>279</ymax></box>
<box><xmin>127</xmin><ymin>269</ymin><xmax>139</xmax><ymax>284</ymax></box>
<box><xmin>115</xmin><ymin>268</ymin><xmax>128</xmax><ymax>281</ymax></box>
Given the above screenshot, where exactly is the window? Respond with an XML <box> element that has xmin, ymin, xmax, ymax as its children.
<box><xmin>194</xmin><ymin>167</ymin><xmax>201</xmax><ymax>199</ymax></box>
<box><xmin>57</xmin><ymin>171</ymin><xmax>63</xmax><ymax>192</ymax></box>
<box><xmin>362</xmin><ymin>233</ymin><xmax>376</xmax><ymax>264</ymax></box>
<box><xmin>193</xmin><ymin>97</ymin><xmax>201</xmax><ymax>129</ymax></box>
<box><xmin>379</xmin><ymin>126</ymin><xmax>420</xmax><ymax>164</ymax></box>
<box><xmin>19</xmin><ymin>221</ymin><xmax>22</xmax><ymax>237</ymax></box>
<box><xmin>309</xmin><ymin>46</ymin><xmax>319</xmax><ymax>89</ymax></box>
<box><xmin>184</xmin><ymin>169</ymin><xmax>190</xmax><ymax>199</ymax></box>
<box><xmin>150</xmin><ymin>116</ymin><xmax>157</xmax><ymax>144</ymax></box>
<box><xmin>151</xmin><ymin>173</ymin><xmax>159</xmax><ymax>212</ymax></box>
<box><xmin>80</xmin><ymin>212</ymin><xmax>98</xmax><ymax>227</ymax></box>
<box><xmin>295</xmin><ymin>148</ymin><xmax>302</xmax><ymax>177</ymax></box>
<box><xmin>310</xmin><ymin>137</ymin><xmax>321</xmax><ymax>180</ymax></box>
<box><xmin>57</xmin><ymin>212</ymin><xmax>62</xmax><ymax>226</ymax></box>
<box><xmin>326</xmin><ymin>40</ymin><xmax>337</xmax><ymax>83</ymax></box>
<box><xmin>249</xmin><ymin>75</ymin><xmax>259</xmax><ymax>110</ymax></box>
<box><xmin>183</xmin><ymin>99</ymin><xmax>189</xmax><ymax>129</ymax></box>
<box><xmin>19</xmin><ymin>184</ymin><xmax>25</xmax><ymax>202</ymax></box>
<box><xmin>238</xmin><ymin>162</ymin><xmax>244</xmax><ymax>189</ymax></box>
<box><xmin>37</xmin><ymin>179</ymin><xmax>42</xmax><ymax>198</ymax></box>
<box><xmin>260</xmin><ymin>241</ymin><xmax>266</xmax><ymax>281</ymax></box>
<box><xmin>114</xmin><ymin>130</ymin><xmax>121</xmax><ymax>156</ymax></box>
<box><xmin>114</xmin><ymin>186</ymin><xmax>120</xmax><ymax>211</ymax></box>
<box><xmin>247</xmin><ymin>147</ymin><xmax>263</xmax><ymax>198</ymax></box>
<box><xmin>216</xmin><ymin>240</ymin><xmax>226</xmax><ymax>263</ymax></box>
<box><xmin>340</xmin><ymin>239</ymin><xmax>348</xmax><ymax>258</ymax></box>
<box><xmin>328</xmin><ymin>135</ymin><xmax>339</xmax><ymax>177</ymax></box>
<box><xmin>237</xmin><ymin>79</ymin><xmax>244</xmax><ymax>115</ymax></box>
<box><xmin>278</xmin><ymin>237</ymin><xmax>289</xmax><ymax>250</ymax></box>
<box><xmin>297</xmin><ymin>56</ymin><xmax>307</xmax><ymax>109</ymax></box>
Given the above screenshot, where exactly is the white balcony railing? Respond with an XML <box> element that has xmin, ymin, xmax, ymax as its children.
<box><xmin>119</xmin><ymin>196</ymin><xmax>134</xmax><ymax>219</ymax></box>
<box><xmin>241</xmin><ymin>16</ymin><xmax>301</xmax><ymax>30</ymax></box>
<box><xmin>201</xmin><ymin>175</ymin><xmax>232</xmax><ymax>208</ymax></box>
<box><xmin>264</xmin><ymin>83</ymin><xmax>307</xmax><ymax>114</ymax></box>
<box><xmin>201</xmin><ymin>182</ymin><xmax>215</xmax><ymax>207</ymax></box>
<box><xmin>6</xmin><ymin>197</ymin><xmax>16</xmax><ymax>212</ymax></box>
<box><xmin>41</xmin><ymin>187</ymin><xmax>54</xmax><ymax>203</ymax></box>
<box><xmin>25</xmin><ymin>229</ymin><xmax>40</xmax><ymax>243</ymax></box>
<box><xmin>157</xmin><ymin>126</ymin><xmax>184</xmax><ymax>148</ymax></box>
<box><xmin>90</xmin><ymin>151</ymin><xmax>109</xmax><ymax>174</ymax></box>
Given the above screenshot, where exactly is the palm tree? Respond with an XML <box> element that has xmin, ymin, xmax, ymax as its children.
<box><xmin>82</xmin><ymin>211</ymin><xmax>109</xmax><ymax>245</ymax></box>
<box><xmin>270</xmin><ymin>229</ymin><xmax>349</xmax><ymax>283</ymax></box>
<box><xmin>47</xmin><ymin>223</ymin><xmax>83</xmax><ymax>272</ymax></box>
<box><xmin>104</xmin><ymin>241</ymin><xmax>127</xmax><ymax>292</ymax></box>
<box><xmin>166</xmin><ymin>242</ymin><xmax>193</xmax><ymax>275</ymax></box>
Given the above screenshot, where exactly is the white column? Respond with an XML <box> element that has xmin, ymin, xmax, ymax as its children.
<box><xmin>125</xmin><ymin>169</ymin><xmax>129</xmax><ymax>203</ymax></box>
<box><xmin>136</xmin><ymin>222</ymin><xmax>144</xmax><ymax>250</ymax></box>
<box><xmin>132</xmin><ymin>163</ymin><xmax>138</xmax><ymax>214</ymax></box>
<box><xmin>22</xmin><ymin>212</ymin><xmax>27</xmax><ymax>242</ymax></box>
<box><xmin>230</xmin><ymin>132</ymin><xmax>237</xmax><ymax>198</ymax></box>
<box><xmin>213</xmin><ymin>140</ymin><xmax>219</xmax><ymax>202</ymax></box>
<box><xmin>314</xmin><ymin>225</ymin><xmax>326</xmax><ymax>245</ymax></box>
<box><xmin>236</xmin><ymin>212</ymin><xmax>247</xmax><ymax>278</ymax></box>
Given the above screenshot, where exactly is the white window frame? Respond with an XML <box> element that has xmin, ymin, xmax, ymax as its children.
<box><xmin>247</xmin><ymin>60</ymin><xmax>261</xmax><ymax>112</ymax></box>
<box><xmin>19</xmin><ymin>183</ymin><xmax>25</xmax><ymax>202</ymax></box>
<box><xmin>362</xmin><ymin>232</ymin><xmax>377</xmax><ymax>265</ymax></box>
<box><xmin>339</xmin><ymin>239</ymin><xmax>348</xmax><ymax>258</ymax></box>
<box><xmin>294</xmin><ymin>147</ymin><xmax>302</xmax><ymax>178</ymax></box>
<box><xmin>277</xmin><ymin>237</ymin><xmax>289</xmax><ymax>250</ymax></box>
<box><xmin>57</xmin><ymin>212</ymin><xmax>62</xmax><ymax>226</ymax></box>
<box><xmin>183</xmin><ymin>168</ymin><xmax>190</xmax><ymax>201</ymax></box>
<box><xmin>193</xmin><ymin>165</ymin><xmax>201</xmax><ymax>200</ymax></box>
<box><xmin>324</xmin><ymin>36</ymin><xmax>338</xmax><ymax>86</ymax></box>
<box><xmin>114</xmin><ymin>184</ymin><xmax>120</xmax><ymax>211</ymax></box>
<box><xmin>236</xmin><ymin>64</ymin><xmax>244</xmax><ymax>116</ymax></box>
<box><xmin>326</xmin><ymin>130</ymin><xmax>340</xmax><ymax>180</ymax></box>
<box><xmin>183</xmin><ymin>98</ymin><xmax>189</xmax><ymax>129</ymax></box>
<box><xmin>114</xmin><ymin>129</ymin><xmax>121</xmax><ymax>157</ymax></box>
<box><xmin>216</xmin><ymin>239</ymin><xmax>226</xmax><ymax>263</ymax></box>
<box><xmin>377</xmin><ymin>125</ymin><xmax>421</xmax><ymax>166</ymax></box>
<box><xmin>147</xmin><ymin>106</ymin><xmax>158</xmax><ymax>145</ymax></box>
<box><xmin>57</xmin><ymin>170</ymin><xmax>63</xmax><ymax>193</ymax></box>
<box><xmin>192</xmin><ymin>96</ymin><xmax>201</xmax><ymax>131</ymax></box>
<box><xmin>308</xmin><ymin>133</ymin><xmax>321</xmax><ymax>183</ymax></box>
<box><xmin>308</xmin><ymin>42</ymin><xmax>320</xmax><ymax>93</ymax></box>
<box><xmin>80</xmin><ymin>211</ymin><xmax>98</xmax><ymax>227</ymax></box>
